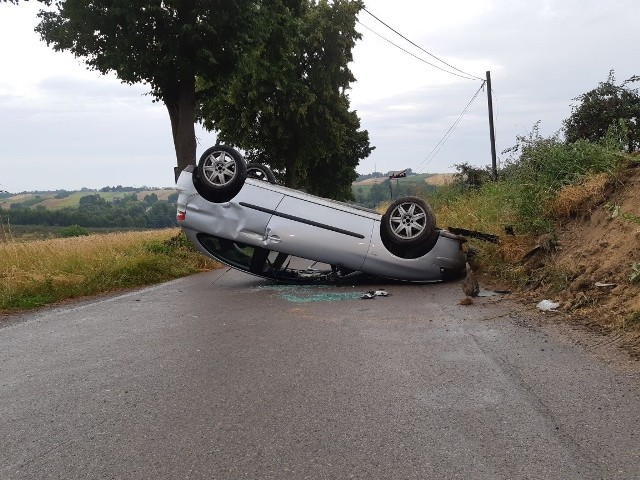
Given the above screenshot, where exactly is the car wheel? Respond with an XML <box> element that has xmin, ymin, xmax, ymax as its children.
<box><xmin>194</xmin><ymin>145</ymin><xmax>247</xmax><ymax>203</ymax></box>
<box><xmin>380</xmin><ymin>196</ymin><xmax>439</xmax><ymax>258</ymax></box>
<box><xmin>247</xmin><ymin>163</ymin><xmax>276</xmax><ymax>184</ymax></box>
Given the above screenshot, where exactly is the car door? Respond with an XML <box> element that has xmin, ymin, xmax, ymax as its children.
<box><xmin>263</xmin><ymin>193</ymin><xmax>376</xmax><ymax>271</ymax></box>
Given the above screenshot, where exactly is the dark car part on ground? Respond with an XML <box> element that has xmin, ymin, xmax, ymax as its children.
<box><xmin>447</xmin><ymin>227</ymin><xmax>501</xmax><ymax>244</ymax></box>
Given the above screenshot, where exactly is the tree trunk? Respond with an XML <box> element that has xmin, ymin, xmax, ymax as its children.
<box><xmin>284</xmin><ymin>154</ymin><xmax>298</xmax><ymax>189</ymax></box>
<box><xmin>167</xmin><ymin>74</ymin><xmax>197</xmax><ymax>183</ymax></box>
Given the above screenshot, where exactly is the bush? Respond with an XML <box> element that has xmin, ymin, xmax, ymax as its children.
<box><xmin>451</xmin><ymin>162</ymin><xmax>493</xmax><ymax>191</ymax></box>
<box><xmin>59</xmin><ymin>225</ymin><xmax>90</xmax><ymax>237</ymax></box>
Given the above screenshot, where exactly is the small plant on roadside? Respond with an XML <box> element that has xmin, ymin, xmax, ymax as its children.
<box><xmin>450</xmin><ymin>162</ymin><xmax>493</xmax><ymax>191</ymax></box>
<box><xmin>604</xmin><ymin>203</ymin><xmax>621</xmax><ymax>219</ymax></box>
<box><xmin>622</xmin><ymin>310</ymin><xmax>640</xmax><ymax>330</ymax></box>
<box><xmin>497</xmin><ymin>123</ymin><xmax>626</xmax><ymax>235</ymax></box>
<box><xmin>624</xmin><ymin>212</ymin><xmax>640</xmax><ymax>225</ymax></box>
<box><xmin>605</xmin><ymin>203</ymin><xmax>640</xmax><ymax>225</ymax></box>
<box><xmin>629</xmin><ymin>262</ymin><xmax>640</xmax><ymax>284</ymax></box>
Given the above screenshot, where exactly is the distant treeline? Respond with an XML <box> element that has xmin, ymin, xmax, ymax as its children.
<box><xmin>1</xmin><ymin>193</ymin><xmax>177</xmax><ymax>229</ymax></box>
<box><xmin>354</xmin><ymin>169</ymin><xmax>414</xmax><ymax>183</ymax></box>
<box><xmin>352</xmin><ymin>178</ymin><xmax>437</xmax><ymax>208</ymax></box>
<box><xmin>2</xmin><ymin>186</ymin><xmax>173</xmax><ymax>196</ymax></box>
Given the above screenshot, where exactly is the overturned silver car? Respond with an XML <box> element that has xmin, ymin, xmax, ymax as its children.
<box><xmin>176</xmin><ymin>145</ymin><xmax>468</xmax><ymax>283</ymax></box>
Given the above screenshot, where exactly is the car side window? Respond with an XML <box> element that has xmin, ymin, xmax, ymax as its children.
<box><xmin>197</xmin><ymin>234</ymin><xmax>255</xmax><ymax>271</ymax></box>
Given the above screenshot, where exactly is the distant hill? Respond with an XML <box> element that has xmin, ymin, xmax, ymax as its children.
<box><xmin>351</xmin><ymin>173</ymin><xmax>455</xmax><ymax>208</ymax></box>
<box><xmin>1</xmin><ymin>175</ymin><xmax>455</xmax><ymax>213</ymax></box>
<box><xmin>0</xmin><ymin>188</ymin><xmax>176</xmax><ymax>211</ymax></box>
<box><xmin>352</xmin><ymin>173</ymin><xmax>454</xmax><ymax>187</ymax></box>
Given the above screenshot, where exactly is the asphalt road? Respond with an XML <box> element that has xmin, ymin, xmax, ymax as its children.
<box><xmin>1</xmin><ymin>269</ymin><xmax>639</xmax><ymax>479</ymax></box>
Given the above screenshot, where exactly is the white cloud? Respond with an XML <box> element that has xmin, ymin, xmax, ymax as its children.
<box><xmin>1</xmin><ymin>0</ymin><xmax>639</xmax><ymax>191</ymax></box>
<box><xmin>351</xmin><ymin>0</ymin><xmax>640</xmax><ymax>175</ymax></box>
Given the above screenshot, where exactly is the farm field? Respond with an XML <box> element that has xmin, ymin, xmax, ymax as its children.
<box><xmin>0</xmin><ymin>189</ymin><xmax>176</xmax><ymax>210</ymax></box>
<box><xmin>352</xmin><ymin>173</ymin><xmax>454</xmax><ymax>187</ymax></box>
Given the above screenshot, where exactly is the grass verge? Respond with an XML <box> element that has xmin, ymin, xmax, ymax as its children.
<box><xmin>0</xmin><ymin>229</ymin><xmax>219</xmax><ymax>312</ymax></box>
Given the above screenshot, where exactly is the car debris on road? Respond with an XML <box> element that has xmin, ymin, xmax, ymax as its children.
<box><xmin>361</xmin><ymin>289</ymin><xmax>390</xmax><ymax>299</ymax></box>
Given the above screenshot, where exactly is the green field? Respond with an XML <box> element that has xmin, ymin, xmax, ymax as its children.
<box><xmin>0</xmin><ymin>189</ymin><xmax>176</xmax><ymax>211</ymax></box>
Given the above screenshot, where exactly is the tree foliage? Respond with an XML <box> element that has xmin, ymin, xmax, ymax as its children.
<box><xmin>34</xmin><ymin>0</ymin><xmax>262</xmax><ymax>178</ymax></box>
<box><xmin>564</xmin><ymin>70</ymin><xmax>640</xmax><ymax>152</ymax></box>
<box><xmin>198</xmin><ymin>0</ymin><xmax>373</xmax><ymax>200</ymax></box>
<box><xmin>12</xmin><ymin>0</ymin><xmax>371</xmax><ymax>196</ymax></box>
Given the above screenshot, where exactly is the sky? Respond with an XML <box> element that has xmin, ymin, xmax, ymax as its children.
<box><xmin>1</xmin><ymin>0</ymin><xmax>639</xmax><ymax>193</ymax></box>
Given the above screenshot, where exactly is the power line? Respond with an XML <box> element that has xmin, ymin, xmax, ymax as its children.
<box><xmin>357</xmin><ymin>21</ymin><xmax>478</xmax><ymax>81</ymax></box>
<box><xmin>361</xmin><ymin>8</ymin><xmax>484</xmax><ymax>82</ymax></box>
<box><xmin>414</xmin><ymin>81</ymin><xmax>486</xmax><ymax>173</ymax></box>
<box><xmin>356</xmin><ymin>9</ymin><xmax>495</xmax><ymax>173</ymax></box>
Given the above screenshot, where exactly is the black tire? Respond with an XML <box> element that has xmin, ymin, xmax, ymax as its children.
<box><xmin>194</xmin><ymin>145</ymin><xmax>247</xmax><ymax>203</ymax></box>
<box><xmin>247</xmin><ymin>163</ymin><xmax>276</xmax><ymax>184</ymax></box>
<box><xmin>380</xmin><ymin>196</ymin><xmax>439</xmax><ymax>259</ymax></box>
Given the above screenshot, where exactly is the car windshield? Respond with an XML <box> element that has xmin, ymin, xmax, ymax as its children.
<box><xmin>196</xmin><ymin>233</ymin><xmax>364</xmax><ymax>284</ymax></box>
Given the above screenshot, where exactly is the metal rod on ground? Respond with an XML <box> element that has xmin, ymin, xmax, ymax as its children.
<box><xmin>486</xmin><ymin>70</ymin><xmax>498</xmax><ymax>180</ymax></box>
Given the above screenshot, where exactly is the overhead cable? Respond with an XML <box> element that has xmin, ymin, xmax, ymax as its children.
<box><xmin>357</xmin><ymin>21</ymin><xmax>478</xmax><ymax>81</ymax></box>
<box><xmin>361</xmin><ymin>8</ymin><xmax>485</xmax><ymax>82</ymax></box>
<box><xmin>415</xmin><ymin>81</ymin><xmax>486</xmax><ymax>173</ymax></box>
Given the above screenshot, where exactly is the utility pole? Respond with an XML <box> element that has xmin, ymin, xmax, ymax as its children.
<box><xmin>486</xmin><ymin>71</ymin><xmax>497</xmax><ymax>180</ymax></box>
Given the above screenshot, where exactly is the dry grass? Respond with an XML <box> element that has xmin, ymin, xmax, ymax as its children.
<box><xmin>433</xmin><ymin>188</ymin><xmax>518</xmax><ymax>236</ymax></box>
<box><xmin>548</xmin><ymin>173</ymin><xmax>610</xmax><ymax>219</ymax></box>
<box><xmin>424</xmin><ymin>174</ymin><xmax>455</xmax><ymax>186</ymax></box>
<box><xmin>353</xmin><ymin>178</ymin><xmax>386</xmax><ymax>186</ymax></box>
<box><xmin>2</xmin><ymin>230</ymin><xmax>171</xmax><ymax>272</ymax></box>
<box><xmin>498</xmin><ymin>235</ymin><xmax>538</xmax><ymax>263</ymax></box>
<box><xmin>7</xmin><ymin>230</ymin><xmax>125</xmax><ymax>263</ymax></box>
<box><xmin>0</xmin><ymin>229</ymin><xmax>219</xmax><ymax>311</ymax></box>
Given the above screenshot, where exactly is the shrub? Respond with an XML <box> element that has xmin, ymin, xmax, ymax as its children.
<box><xmin>59</xmin><ymin>225</ymin><xmax>90</xmax><ymax>237</ymax></box>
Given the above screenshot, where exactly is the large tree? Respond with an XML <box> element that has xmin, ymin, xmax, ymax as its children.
<box><xmin>33</xmin><ymin>0</ymin><xmax>264</xmax><ymax>180</ymax></box>
<box><xmin>564</xmin><ymin>70</ymin><xmax>640</xmax><ymax>152</ymax></box>
<box><xmin>198</xmin><ymin>0</ymin><xmax>373</xmax><ymax>199</ymax></box>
